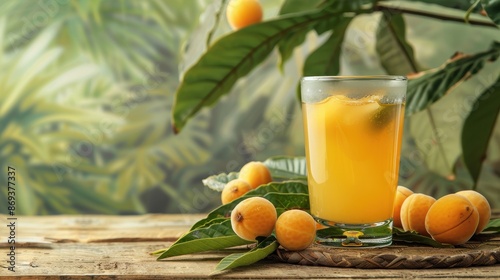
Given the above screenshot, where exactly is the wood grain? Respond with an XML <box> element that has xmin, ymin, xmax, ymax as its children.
<box><xmin>0</xmin><ymin>213</ymin><xmax>499</xmax><ymax>279</ymax></box>
<box><xmin>0</xmin><ymin>214</ymin><xmax>205</xmax><ymax>244</ymax></box>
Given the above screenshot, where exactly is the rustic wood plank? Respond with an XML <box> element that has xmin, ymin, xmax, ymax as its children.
<box><xmin>1</xmin><ymin>242</ymin><xmax>500</xmax><ymax>279</ymax></box>
<box><xmin>0</xmin><ymin>214</ymin><xmax>205</xmax><ymax>243</ymax></box>
<box><xmin>0</xmin><ymin>213</ymin><xmax>499</xmax><ymax>279</ymax></box>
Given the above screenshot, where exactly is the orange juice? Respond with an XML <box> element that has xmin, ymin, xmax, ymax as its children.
<box><xmin>303</xmin><ymin>95</ymin><xmax>405</xmax><ymax>224</ymax></box>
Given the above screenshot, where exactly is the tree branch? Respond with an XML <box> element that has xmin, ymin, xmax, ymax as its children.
<box><xmin>374</xmin><ymin>3</ymin><xmax>498</xmax><ymax>29</ymax></box>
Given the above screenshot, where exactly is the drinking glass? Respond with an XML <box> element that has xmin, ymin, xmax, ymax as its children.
<box><xmin>301</xmin><ymin>76</ymin><xmax>407</xmax><ymax>247</ymax></box>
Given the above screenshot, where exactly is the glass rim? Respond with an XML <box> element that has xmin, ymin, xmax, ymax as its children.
<box><xmin>301</xmin><ymin>75</ymin><xmax>407</xmax><ymax>82</ymax></box>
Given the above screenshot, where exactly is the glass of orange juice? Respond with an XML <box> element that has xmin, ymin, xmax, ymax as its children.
<box><xmin>301</xmin><ymin>76</ymin><xmax>407</xmax><ymax>247</ymax></box>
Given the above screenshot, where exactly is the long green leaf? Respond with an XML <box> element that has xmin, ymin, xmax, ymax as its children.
<box><xmin>202</xmin><ymin>172</ymin><xmax>239</xmax><ymax>192</ymax></box>
<box><xmin>298</xmin><ymin>17</ymin><xmax>351</xmax><ymax>102</ymax></box>
<box><xmin>263</xmin><ymin>156</ymin><xmax>307</xmax><ymax>180</ymax></box>
<box><xmin>279</xmin><ymin>0</ymin><xmax>323</xmax><ymax>15</ymax></box>
<box><xmin>376</xmin><ymin>1</ymin><xmax>495</xmax><ymax>27</ymax></box>
<box><xmin>406</xmin><ymin>41</ymin><xmax>500</xmax><ymax>116</ymax></box>
<box><xmin>214</xmin><ymin>236</ymin><xmax>278</xmax><ymax>272</ymax></box>
<box><xmin>193</xmin><ymin>192</ymin><xmax>309</xmax><ymax>230</ymax></box>
<box><xmin>180</xmin><ymin>0</ymin><xmax>225</xmax><ymax>73</ymax></box>
<box><xmin>202</xmin><ymin>157</ymin><xmax>307</xmax><ymax>191</ymax></box>
<box><xmin>263</xmin><ymin>192</ymin><xmax>310</xmax><ymax>211</ymax></box>
<box><xmin>461</xmin><ymin>77</ymin><xmax>500</xmax><ymax>187</ymax></box>
<box><xmin>303</xmin><ymin>19</ymin><xmax>352</xmax><ymax>77</ymax></box>
<box><xmin>481</xmin><ymin>0</ymin><xmax>500</xmax><ymax>25</ymax></box>
<box><xmin>156</xmin><ymin>220</ymin><xmax>252</xmax><ymax>260</ymax></box>
<box><xmin>392</xmin><ymin>227</ymin><xmax>454</xmax><ymax>248</ymax></box>
<box><xmin>375</xmin><ymin>11</ymin><xmax>418</xmax><ymax>74</ymax></box>
<box><xmin>278</xmin><ymin>0</ymin><xmax>371</xmax><ymax>69</ymax></box>
<box><xmin>277</xmin><ymin>29</ymin><xmax>309</xmax><ymax>70</ymax></box>
<box><xmin>191</xmin><ymin>181</ymin><xmax>309</xmax><ymax>229</ymax></box>
<box><xmin>483</xmin><ymin>218</ymin><xmax>500</xmax><ymax>232</ymax></box>
<box><xmin>374</xmin><ymin>10</ymin><xmax>452</xmax><ymax>179</ymax></box>
<box><xmin>172</xmin><ymin>10</ymin><xmax>327</xmax><ymax>132</ymax></box>
<box><xmin>409</xmin><ymin>0</ymin><xmax>484</xmax><ymax>12</ymax></box>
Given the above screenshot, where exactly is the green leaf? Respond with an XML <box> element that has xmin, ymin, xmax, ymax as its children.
<box><xmin>483</xmin><ymin>218</ymin><xmax>500</xmax><ymax>232</ymax></box>
<box><xmin>263</xmin><ymin>192</ymin><xmax>310</xmax><ymax>210</ymax></box>
<box><xmin>278</xmin><ymin>0</ymin><xmax>372</xmax><ymax>69</ymax></box>
<box><xmin>376</xmin><ymin>1</ymin><xmax>496</xmax><ymax>27</ymax></box>
<box><xmin>191</xmin><ymin>181</ymin><xmax>309</xmax><ymax>230</ymax></box>
<box><xmin>202</xmin><ymin>172</ymin><xmax>239</xmax><ymax>192</ymax></box>
<box><xmin>409</xmin><ymin>0</ymin><xmax>484</xmax><ymax>13</ymax></box>
<box><xmin>191</xmin><ymin>217</ymin><xmax>229</xmax><ymax>230</ymax></box>
<box><xmin>316</xmin><ymin>226</ymin><xmax>345</xmax><ymax>237</ymax></box>
<box><xmin>172</xmin><ymin>9</ymin><xmax>329</xmax><ymax>132</ymax></box>
<box><xmin>375</xmin><ymin>11</ymin><xmax>418</xmax><ymax>75</ymax></box>
<box><xmin>303</xmin><ymin>19</ymin><xmax>352</xmax><ymax>77</ymax></box>
<box><xmin>201</xmin><ymin>156</ymin><xmax>307</xmax><ymax>191</ymax></box>
<box><xmin>481</xmin><ymin>0</ymin><xmax>500</xmax><ymax>26</ymax></box>
<box><xmin>461</xmin><ymin>77</ymin><xmax>500</xmax><ymax>187</ymax></box>
<box><xmin>406</xmin><ymin>41</ymin><xmax>500</xmax><ymax>116</ymax></box>
<box><xmin>213</xmin><ymin>235</ymin><xmax>278</xmax><ymax>272</ymax></box>
<box><xmin>279</xmin><ymin>0</ymin><xmax>323</xmax><ymax>15</ymax></box>
<box><xmin>180</xmin><ymin>0</ymin><xmax>225</xmax><ymax>73</ymax></box>
<box><xmin>155</xmin><ymin>220</ymin><xmax>252</xmax><ymax>260</ymax></box>
<box><xmin>263</xmin><ymin>156</ymin><xmax>307</xmax><ymax>180</ymax></box>
<box><xmin>392</xmin><ymin>227</ymin><xmax>454</xmax><ymax>248</ymax></box>
<box><xmin>277</xmin><ymin>28</ymin><xmax>310</xmax><ymax>71</ymax></box>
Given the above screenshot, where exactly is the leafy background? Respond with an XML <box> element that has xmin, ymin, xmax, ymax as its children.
<box><xmin>0</xmin><ymin>0</ymin><xmax>498</xmax><ymax>215</ymax></box>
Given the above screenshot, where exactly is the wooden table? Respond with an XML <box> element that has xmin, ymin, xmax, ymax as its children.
<box><xmin>1</xmin><ymin>213</ymin><xmax>499</xmax><ymax>279</ymax></box>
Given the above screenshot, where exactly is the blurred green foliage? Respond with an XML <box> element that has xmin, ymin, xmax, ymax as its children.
<box><xmin>0</xmin><ymin>0</ymin><xmax>498</xmax><ymax>215</ymax></box>
<box><xmin>0</xmin><ymin>0</ymin><xmax>219</xmax><ymax>214</ymax></box>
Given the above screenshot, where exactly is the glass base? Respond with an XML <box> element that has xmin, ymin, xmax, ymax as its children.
<box><xmin>315</xmin><ymin>217</ymin><xmax>393</xmax><ymax>248</ymax></box>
